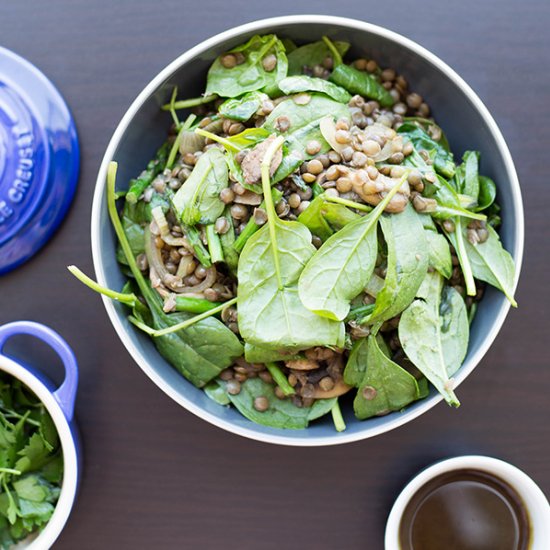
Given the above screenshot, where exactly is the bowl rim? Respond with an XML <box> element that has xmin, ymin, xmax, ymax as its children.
<box><xmin>91</xmin><ymin>14</ymin><xmax>524</xmax><ymax>446</ymax></box>
<box><xmin>0</xmin><ymin>354</ymin><xmax>78</xmax><ymax>549</ymax></box>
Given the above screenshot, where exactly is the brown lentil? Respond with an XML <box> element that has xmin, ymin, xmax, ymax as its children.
<box><xmin>288</xmin><ymin>193</ymin><xmax>301</xmax><ymax>209</ymax></box>
<box><xmin>335</xmin><ymin>129</ymin><xmax>351</xmax><ymax>144</ymax></box>
<box><xmin>214</xmin><ymin>217</ymin><xmax>230</xmax><ymax>234</ymax></box>
<box><xmin>262</xmin><ymin>54</ymin><xmax>277</xmax><ymax>72</ymax></box>
<box><xmin>220</xmin><ymin>188</ymin><xmax>235</xmax><ymax>204</ymax></box>
<box><xmin>275</xmin><ymin>116</ymin><xmax>290</xmax><ymax>132</ymax></box>
<box><xmin>319</xmin><ymin>377</ymin><xmax>335</xmax><ymax>392</ymax></box>
<box><xmin>253</xmin><ymin>207</ymin><xmax>268</xmax><ymax>225</ymax></box>
<box><xmin>306</xmin><ymin>140</ymin><xmax>322</xmax><ymax>156</ymax></box>
<box><xmin>254</xmin><ymin>395</ymin><xmax>269</xmax><ymax>412</ymax></box>
<box><xmin>230</xmin><ymin>203</ymin><xmax>248</xmax><ymax>220</ymax></box>
<box><xmin>362</xmin><ymin>386</ymin><xmax>377</xmax><ymax>400</ymax></box>
<box><xmin>226</xmin><ymin>379</ymin><xmax>241</xmax><ymax>395</ymax></box>
<box><xmin>220</xmin><ymin>53</ymin><xmax>237</xmax><ymax>68</ymax></box>
<box><xmin>336</xmin><ymin>177</ymin><xmax>353</xmax><ymax>193</ymax></box>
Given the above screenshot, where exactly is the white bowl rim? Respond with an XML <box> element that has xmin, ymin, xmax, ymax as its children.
<box><xmin>0</xmin><ymin>354</ymin><xmax>78</xmax><ymax>549</ymax></box>
<box><xmin>91</xmin><ymin>14</ymin><xmax>524</xmax><ymax>446</ymax></box>
<box><xmin>384</xmin><ymin>455</ymin><xmax>550</xmax><ymax>549</ymax></box>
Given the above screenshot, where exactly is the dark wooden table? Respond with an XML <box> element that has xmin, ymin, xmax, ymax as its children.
<box><xmin>2</xmin><ymin>1</ymin><xmax>549</xmax><ymax>548</ymax></box>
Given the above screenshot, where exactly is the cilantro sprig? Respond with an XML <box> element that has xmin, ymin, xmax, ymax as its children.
<box><xmin>0</xmin><ymin>375</ymin><xmax>62</xmax><ymax>548</ymax></box>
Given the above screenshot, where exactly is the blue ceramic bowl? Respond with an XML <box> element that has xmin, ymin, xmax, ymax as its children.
<box><xmin>91</xmin><ymin>16</ymin><xmax>524</xmax><ymax>446</ymax></box>
<box><xmin>0</xmin><ymin>321</ymin><xmax>80</xmax><ymax>547</ymax></box>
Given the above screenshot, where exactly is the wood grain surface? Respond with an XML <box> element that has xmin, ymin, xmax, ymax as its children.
<box><xmin>1</xmin><ymin>1</ymin><xmax>549</xmax><ymax>548</ymax></box>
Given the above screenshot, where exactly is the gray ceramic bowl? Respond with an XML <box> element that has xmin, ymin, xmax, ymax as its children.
<box><xmin>91</xmin><ymin>15</ymin><xmax>524</xmax><ymax>446</ymax></box>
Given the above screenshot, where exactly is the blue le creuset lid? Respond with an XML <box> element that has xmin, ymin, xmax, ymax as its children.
<box><xmin>0</xmin><ymin>47</ymin><xmax>79</xmax><ymax>274</ymax></box>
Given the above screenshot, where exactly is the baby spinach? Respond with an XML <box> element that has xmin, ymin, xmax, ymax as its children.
<box><xmin>287</xmin><ymin>39</ymin><xmax>350</xmax><ymax>75</ymax></box>
<box><xmin>264</xmin><ymin>94</ymin><xmax>351</xmax><ymax>163</ymax></box>
<box><xmin>297</xmin><ymin>195</ymin><xmax>334</xmax><ymax>241</ymax></box>
<box><xmin>475</xmin><ymin>175</ymin><xmax>497</xmax><ymax>211</ymax></box>
<box><xmin>219</xmin><ymin>91</ymin><xmax>267</xmax><ymax>122</ymax></box>
<box><xmin>351</xmin><ymin>335</ymin><xmax>421</xmax><ymax>420</ymax></box>
<box><xmin>329</xmin><ymin>64</ymin><xmax>394</xmax><ymax>107</ymax></box>
<box><xmin>448</xmin><ymin>224</ymin><xmax>517</xmax><ymax>306</ymax></box>
<box><xmin>321</xmin><ymin>200</ymin><xmax>361</xmax><ymax>230</ymax></box>
<box><xmin>107</xmin><ymin>162</ymin><xmax>242</xmax><ymax>387</ymax></box>
<box><xmin>322</xmin><ymin>36</ymin><xmax>394</xmax><ymax>107</ymax></box>
<box><xmin>218</xmin><ymin>209</ymin><xmax>239</xmax><ymax>273</ymax></box>
<box><xmin>398</xmin><ymin>123</ymin><xmax>455</xmax><ymax>179</ymax></box>
<box><xmin>425</xmin><ymin>230</ymin><xmax>453</xmax><ymax>278</ymax></box>
<box><xmin>403</xmin><ymin>116</ymin><xmax>451</xmax><ymax>151</ymax></box>
<box><xmin>343</xmin><ymin>335</ymin><xmax>371</xmax><ymax>387</ymax></box>
<box><xmin>398</xmin><ymin>271</ymin><xmax>468</xmax><ymax>406</ymax></box>
<box><xmin>366</xmin><ymin>205</ymin><xmax>429</xmax><ymax>328</ymax></box>
<box><xmin>278</xmin><ymin>75</ymin><xmax>351</xmax><ymax>103</ymax></box>
<box><xmin>297</xmin><ymin>195</ymin><xmax>361</xmax><ymax>241</ymax></box>
<box><xmin>237</xmin><ymin>136</ymin><xmax>345</xmax><ymax>350</ymax></box>
<box><xmin>298</xmin><ymin>174</ymin><xmax>407</xmax><ymax>321</ymax></box>
<box><xmin>224</xmin><ymin>378</ymin><xmax>336</xmax><ymax>429</ymax></box>
<box><xmin>244</xmin><ymin>343</ymin><xmax>301</xmax><ymax>364</ymax></box>
<box><xmin>204</xmin><ymin>381</ymin><xmax>231</xmax><ymax>406</ymax></box>
<box><xmin>206</xmin><ymin>34</ymin><xmax>288</xmax><ymax>98</ymax></box>
<box><xmin>171</xmin><ymin>147</ymin><xmax>228</xmax><ymax>226</ymax></box>
<box><xmin>455</xmin><ymin>150</ymin><xmax>480</xmax><ymax>201</ymax></box>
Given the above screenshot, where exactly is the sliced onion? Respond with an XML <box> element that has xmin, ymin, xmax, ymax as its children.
<box><xmin>145</xmin><ymin>227</ymin><xmax>217</xmax><ymax>294</ymax></box>
<box><xmin>319</xmin><ymin>116</ymin><xmax>346</xmax><ymax>153</ymax></box>
<box><xmin>363</xmin><ymin>123</ymin><xmax>396</xmax><ymax>162</ymax></box>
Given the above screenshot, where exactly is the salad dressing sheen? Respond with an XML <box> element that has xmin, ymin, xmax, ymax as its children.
<box><xmin>398</xmin><ymin>469</ymin><xmax>530</xmax><ymax>550</ymax></box>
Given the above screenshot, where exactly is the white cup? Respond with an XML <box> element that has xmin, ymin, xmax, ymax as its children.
<box><xmin>385</xmin><ymin>455</ymin><xmax>550</xmax><ymax>549</ymax></box>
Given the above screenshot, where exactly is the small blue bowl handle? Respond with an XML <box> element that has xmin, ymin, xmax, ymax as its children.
<box><xmin>0</xmin><ymin>321</ymin><xmax>79</xmax><ymax>421</ymax></box>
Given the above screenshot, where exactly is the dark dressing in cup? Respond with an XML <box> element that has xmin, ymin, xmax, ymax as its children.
<box><xmin>398</xmin><ymin>469</ymin><xmax>530</xmax><ymax>550</ymax></box>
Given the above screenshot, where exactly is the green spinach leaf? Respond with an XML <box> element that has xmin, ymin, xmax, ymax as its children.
<box><xmin>237</xmin><ymin>136</ymin><xmax>345</xmax><ymax>350</ymax></box>
<box><xmin>263</xmin><ymin>94</ymin><xmax>351</xmax><ymax>163</ymax></box>
<box><xmin>366</xmin><ymin>205</ymin><xmax>429</xmax><ymax>328</ymax></box>
<box><xmin>108</xmin><ymin>162</ymin><xmax>243</xmax><ymax>387</ymax></box>
<box><xmin>475</xmin><ymin>175</ymin><xmax>497</xmax><ymax>212</ymax></box>
<box><xmin>352</xmin><ymin>335</ymin><xmax>421</xmax><ymax>419</ymax></box>
<box><xmin>225</xmin><ymin>378</ymin><xmax>335</xmax><ymax>429</ymax></box>
<box><xmin>218</xmin><ymin>209</ymin><xmax>239</xmax><ymax>274</ymax></box>
<box><xmin>204</xmin><ymin>381</ymin><xmax>231</xmax><ymax>406</ymax></box>
<box><xmin>398</xmin><ymin>271</ymin><xmax>468</xmax><ymax>406</ymax></box>
<box><xmin>329</xmin><ymin>64</ymin><xmax>394</xmax><ymax>107</ymax></box>
<box><xmin>206</xmin><ymin>35</ymin><xmax>288</xmax><ymax>98</ymax></box>
<box><xmin>172</xmin><ymin>148</ymin><xmax>228</xmax><ymax>226</ymax></box>
<box><xmin>298</xmin><ymin>174</ymin><xmax>407</xmax><ymax>321</ymax></box>
<box><xmin>398</xmin><ymin>123</ymin><xmax>455</xmax><ymax>178</ymax></box>
<box><xmin>287</xmin><ymin>39</ymin><xmax>350</xmax><ymax>75</ymax></box>
<box><xmin>425</xmin><ymin>230</ymin><xmax>453</xmax><ymax>278</ymax></box>
<box><xmin>244</xmin><ymin>343</ymin><xmax>301</xmax><ymax>363</ymax></box>
<box><xmin>322</xmin><ymin>36</ymin><xmax>393</xmax><ymax>106</ymax></box>
<box><xmin>297</xmin><ymin>195</ymin><xmax>334</xmax><ymax>241</ymax></box>
<box><xmin>455</xmin><ymin>150</ymin><xmax>480</xmax><ymax>200</ymax></box>
<box><xmin>448</xmin><ymin>224</ymin><xmax>517</xmax><ymax>306</ymax></box>
<box><xmin>279</xmin><ymin>75</ymin><xmax>351</xmax><ymax>103</ymax></box>
<box><xmin>219</xmin><ymin>91</ymin><xmax>268</xmax><ymax>122</ymax></box>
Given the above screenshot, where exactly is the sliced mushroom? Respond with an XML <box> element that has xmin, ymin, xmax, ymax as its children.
<box><xmin>305</xmin><ymin>347</ymin><xmax>336</xmax><ymax>361</ymax></box>
<box><xmin>285</xmin><ymin>358</ymin><xmax>319</xmax><ymax>371</ymax></box>
<box><xmin>233</xmin><ymin>190</ymin><xmax>262</xmax><ymax>205</ymax></box>
<box><xmin>241</xmin><ymin>134</ymin><xmax>283</xmax><ymax>185</ymax></box>
<box><xmin>311</xmin><ymin>379</ymin><xmax>352</xmax><ymax>399</ymax></box>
